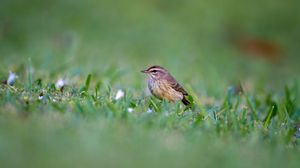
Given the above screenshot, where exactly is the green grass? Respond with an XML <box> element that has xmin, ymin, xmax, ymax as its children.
<box><xmin>0</xmin><ymin>71</ymin><xmax>299</xmax><ymax>168</ymax></box>
<box><xmin>1</xmin><ymin>0</ymin><xmax>300</xmax><ymax>167</ymax></box>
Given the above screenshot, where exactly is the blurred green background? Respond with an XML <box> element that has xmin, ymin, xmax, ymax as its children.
<box><xmin>1</xmin><ymin>0</ymin><xmax>300</xmax><ymax>168</ymax></box>
<box><xmin>1</xmin><ymin>0</ymin><xmax>300</xmax><ymax>91</ymax></box>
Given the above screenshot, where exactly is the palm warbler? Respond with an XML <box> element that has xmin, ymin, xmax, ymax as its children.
<box><xmin>141</xmin><ymin>65</ymin><xmax>191</xmax><ymax>106</ymax></box>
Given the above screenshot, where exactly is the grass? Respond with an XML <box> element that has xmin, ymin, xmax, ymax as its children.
<box><xmin>0</xmin><ymin>71</ymin><xmax>299</xmax><ymax>168</ymax></box>
<box><xmin>1</xmin><ymin>0</ymin><xmax>300</xmax><ymax>167</ymax></box>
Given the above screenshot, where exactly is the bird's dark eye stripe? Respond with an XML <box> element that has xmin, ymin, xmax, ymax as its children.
<box><xmin>149</xmin><ymin>69</ymin><xmax>163</xmax><ymax>73</ymax></box>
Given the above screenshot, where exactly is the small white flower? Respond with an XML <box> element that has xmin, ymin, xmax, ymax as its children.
<box><xmin>38</xmin><ymin>96</ymin><xmax>44</xmax><ymax>100</ymax></box>
<box><xmin>298</xmin><ymin>127</ymin><xmax>300</xmax><ymax>132</ymax></box>
<box><xmin>127</xmin><ymin>108</ymin><xmax>134</xmax><ymax>113</ymax></box>
<box><xmin>115</xmin><ymin>89</ymin><xmax>125</xmax><ymax>100</ymax></box>
<box><xmin>7</xmin><ymin>71</ymin><xmax>18</xmax><ymax>86</ymax></box>
<box><xmin>147</xmin><ymin>108</ymin><xmax>153</xmax><ymax>113</ymax></box>
<box><xmin>55</xmin><ymin>78</ymin><xmax>65</xmax><ymax>90</ymax></box>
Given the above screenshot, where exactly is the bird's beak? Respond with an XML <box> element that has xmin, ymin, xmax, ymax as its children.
<box><xmin>141</xmin><ymin>69</ymin><xmax>148</xmax><ymax>73</ymax></box>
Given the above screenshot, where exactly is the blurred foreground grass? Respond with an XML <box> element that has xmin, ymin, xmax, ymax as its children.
<box><xmin>0</xmin><ymin>0</ymin><xmax>300</xmax><ymax>167</ymax></box>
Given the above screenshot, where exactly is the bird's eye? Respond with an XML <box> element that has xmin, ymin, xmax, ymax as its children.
<box><xmin>152</xmin><ymin>70</ymin><xmax>157</xmax><ymax>73</ymax></box>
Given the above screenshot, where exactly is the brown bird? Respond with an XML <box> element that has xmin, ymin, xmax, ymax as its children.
<box><xmin>141</xmin><ymin>65</ymin><xmax>191</xmax><ymax>106</ymax></box>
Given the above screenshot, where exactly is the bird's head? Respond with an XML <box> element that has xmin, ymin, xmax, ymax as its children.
<box><xmin>141</xmin><ymin>65</ymin><xmax>169</xmax><ymax>80</ymax></box>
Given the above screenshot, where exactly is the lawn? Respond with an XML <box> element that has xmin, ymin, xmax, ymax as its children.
<box><xmin>0</xmin><ymin>0</ymin><xmax>300</xmax><ymax>168</ymax></box>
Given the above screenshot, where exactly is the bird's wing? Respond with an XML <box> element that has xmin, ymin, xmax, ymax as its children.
<box><xmin>166</xmin><ymin>75</ymin><xmax>188</xmax><ymax>96</ymax></box>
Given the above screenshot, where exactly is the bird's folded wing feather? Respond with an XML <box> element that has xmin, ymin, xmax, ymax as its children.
<box><xmin>166</xmin><ymin>75</ymin><xmax>188</xmax><ymax>96</ymax></box>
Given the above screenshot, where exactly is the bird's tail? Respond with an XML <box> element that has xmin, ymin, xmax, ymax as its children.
<box><xmin>181</xmin><ymin>96</ymin><xmax>191</xmax><ymax>106</ymax></box>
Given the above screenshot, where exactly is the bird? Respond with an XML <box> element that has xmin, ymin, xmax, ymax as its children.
<box><xmin>141</xmin><ymin>65</ymin><xmax>191</xmax><ymax>106</ymax></box>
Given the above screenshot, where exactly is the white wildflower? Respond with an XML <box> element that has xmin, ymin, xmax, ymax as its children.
<box><xmin>127</xmin><ymin>108</ymin><xmax>134</xmax><ymax>113</ymax></box>
<box><xmin>38</xmin><ymin>96</ymin><xmax>44</xmax><ymax>100</ymax></box>
<box><xmin>147</xmin><ymin>108</ymin><xmax>153</xmax><ymax>113</ymax></box>
<box><xmin>55</xmin><ymin>78</ymin><xmax>65</xmax><ymax>90</ymax></box>
<box><xmin>7</xmin><ymin>71</ymin><xmax>18</xmax><ymax>86</ymax></box>
<box><xmin>115</xmin><ymin>89</ymin><xmax>125</xmax><ymax>100</ymax></box>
